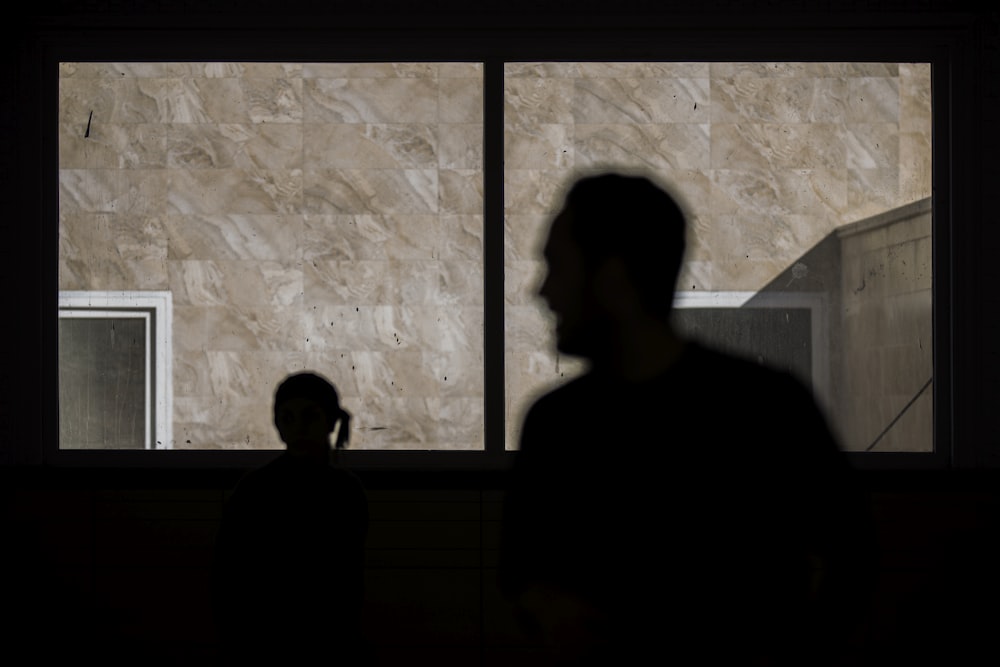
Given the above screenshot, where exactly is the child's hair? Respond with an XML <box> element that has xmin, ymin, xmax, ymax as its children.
<box><xmin>274</xmin><ymin>372</ymin><xmax>351</xmax><ymax>449</ymax></box>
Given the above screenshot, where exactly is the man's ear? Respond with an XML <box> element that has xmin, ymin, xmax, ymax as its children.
<box><xmin>594</xmin><ymin>256</ymin><xmax>641</xmax><ymax>316</ymax></box>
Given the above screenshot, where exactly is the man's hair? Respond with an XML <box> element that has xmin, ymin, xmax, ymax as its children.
<box><xmin>561</xmin><ymin>172</ymin><xmax>688</xmax><ymax>318</ymax></box>
<box><xmin>274</xmin><ymin>372</ymin><xmax>351</xmax><ymax>448</ymax></box>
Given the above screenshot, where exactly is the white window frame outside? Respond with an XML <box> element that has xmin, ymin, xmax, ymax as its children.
<box><xmin>673</xmin><ymin>290</ymin><xmax>831</xmax><ymax>413</ymax></box>
<box><xmin>58</xmin><ymin>290</ymin><xmax>173</xmax><ymax>450</ymax></box>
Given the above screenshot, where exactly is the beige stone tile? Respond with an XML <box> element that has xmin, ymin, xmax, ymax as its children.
<box><xmin>439</xmin><ymin>168</ymin><xmax>484</xmax><ymax>215</ymax></box>
<box><xmin>344</xmin><ymin>397</ymin><xmax>437</xmax><ymax>448</ymax></box>
<box><xmin>241</xmin><ymin>77</ymin><xmax>303</xmax><ymax>123</ymax></box>
<box><xmin>59</xmin><ymin>257</ymin><xmax>168</xmax><ymax>292</ymax></box>
<box><xmin>165</xmin><ymin>213</ymin><xmax>302</xmax><ymax>261</ymax></box>
<box><xmin>60</xmin><ymin>76</ymin><xmax>128</xmax><ymax>125</ymax></box>
<box><xmin>304</xmin><ymin>168</ymin><xmax>438</xmax><ymax>214</ymax></box>
<box><xmin>188</xmin><ymin>78</ymin><xmax>256</xmax><ymax>123</ymax></box>
<box><xmin>303</xmin><ymin>213</ymin><xmax>468</xmax><ymax>262</ymax></box>
<box><xmin>304</xmin><ymin>214</ymin><xmax>391</xmax><ymax>261</ymax></box>
<box><xmin>173</xmin><ymin>351</ymin><xmax>213</xmax><ymax>397</ymax></box>
<box><xmin>166</xmin><ymin>168</ymin><xmax>303</xmax><ymax>215</ymax></box>
<box><xmin>505</xmin><ymin>77</ymin><xmax>575</xmax><ymax>124</ymax></box>
<box><xmin>899</xmin><ymin>63</ymin><xmax>932</xmax><ymax>132</ymax></box>
<box><xmin>845</xmin><ymin>77</ymin><xmax>900</xmax><ymax>123</ymax></box>
<box><xmin>503</xmin><ymin>168</ymin><xmax>575</xmax><ymax>216</ymax></box>
<box><xmin>504</xmin><ymin>213</ymin><xmax>550</xmax><ymax>264</ymax></box>
<box><xmin>304</xmin><ymin>259</ymin><xmax>388</xmax><ymax>305</ymax></box>
<box><xmin>60</xmin><ymin>168</ymin><xmax>123</xmax><ymax>214</ymax></box>
<box><xmin>174</xmin><ymin>396</ymin><xmax>279</xmax><ymax>449</ymax></box>
<box><xmin>711</xmin><ymin>123</ymin><xmax>847</xmax><ymax>171</ymax></box>
<box><xmin>343</xmin><ymin>350</ymin><xmax>434</xmax><ymax>400</ymax></box>
<box><xmin>305</xmin><ymin>123</ymin><xmax>438</xmax><ymax>169</ymax></box>
<box><xmin>68</xmin><ymin>62</ymin><xmax>203</xmax><ymax>78</ymax></box>
<box><xmin>165</xmin><ymin>124</ymin><xmax>240</xmax><ymax>169</ymax></box>
<box><xmin>575</xmin><ymin>123</ymin><xmax>710</xmax><ymax>171</ymax></box>
<box><xmin>439</xmin><ymin>77</ymin><xmax>483</xmax><ymax>124</ymax></box>
<box><xmin>61</xmin><ymin>122</ymin><xmax>169</xmax><ymax>170</ymax></box>
<box><xmin>169</xmin><ymin>260</ymin><xmax>302</xmax><ymax>308</ymax></box>
<box><xmin>900</xmin><ymin>132</ymin><xmax>933</xmax><ymax>202</ymax></box>
<box><xmin>504</xmin><ymin>122</ymin><xmax>573</xmax><ymax>170</ymax></box>
<box><xmin>504</xmin><ymin>62</ymin><xmax>581</xmax><ymax>78</ymax></box>
<box><xmin>504</xmin><ymin>259</ymin><xmax>544</xmax><ymax>306</ymax></box>
<box><xmin>439</xmin><ymin>215</ymin><xmax>483</xmax><ymax>261</ymax></box>
<box><xmin>440</xmin><ymin>62</ymin><xmax>482</xmax><ymax>78</ymax></box>
<box><xmin>711</xmin><ymin>76</ymin><xmax>848</xmax><ymax>124</ymax></box>
<box><xmin>709</xmin><ymin>167</ymin><xmax>848</xmax><ymax>222</ymax></box>
<box><xmin>204</xmin><ymin>350</ymin><xmax>308</xmax><ymax>402</ymax></box>
<box><xmin>408</xmin><ymin>305</ymin><xmax>483</xmax><ymax>354</ymax></box>
<box><xmin>845</xmin><ymin>123</ymin><xmax>899</xmax><ymax>170</ymax></box>
<box><xmin>201</xmin><ymin>304</ymin><xmax>306</xmax><ymax>351</ymax></box>
<box><xmin>438</xmin><ymin>124</ymin><xmax>483</xmax><ymax>169</ymax></box>
<box><xmin>303</xmin><ymin>63</ymin><xmax>439</xmax><ymax>79</ymax></box>
<box><xmin>504</xmin><ymin>303</ymin><xmax>554</xmax><ymax>353</ymax></box>
<box><xmin>168</xmin><ymin>123</ymin><xmax>302</xmax><ymax>171</ymax></box>
<box><xmin>426</xmin><ymin>349</ymin><xmax>485</xmax><ymax>399</ymax></box>
<box><xmin>847</xmin><ymin>166</ymin><xmax>900</xmax><ymax>220</ymax></box>
<box><xmin>578</xmin><ymin>62</ymin><xmax>709</xmax><ymax>78</ymax></box>
<box><xmin>572</xmin><ymin>76</ymin><xmax>710</xmax><ymax>124</ymax></box>
<box><xmin>710</xmin><ymin>62</ymin><xmax>814</xmax><ymax>78</ymax></box>
<box><xmin>305</xmin><ymin>258</ymin><xmax>482</xmax><ymax>307</ymax></box>
<box><xmin>303</xmin><ymin>77</ymin><xmax>439</xmax><ymax>124</ymax></box>
<box><xmin>61</xmin><ymin>211</ymin><xmax>167</xmax><ymax>261</ymax></box>
<box><xmin>232</xmin><ymin>63</ymin><xmax>302</xmax><ymax>79</ymax></box>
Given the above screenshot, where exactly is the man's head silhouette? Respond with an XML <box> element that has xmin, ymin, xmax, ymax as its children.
<box><xmin>539</xmin><ymin>172</ymin><xmax>688</xmax><ymax>370</ymax></box>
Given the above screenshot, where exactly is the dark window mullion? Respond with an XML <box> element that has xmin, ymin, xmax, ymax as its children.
<box><xmin>483</xmin><ymin>58</ymin><xmax>505</xmax><ymax>456</ymax></box>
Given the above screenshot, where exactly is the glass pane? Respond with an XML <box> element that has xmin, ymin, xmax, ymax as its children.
<box><xmin>59</xmin><ymin>317</ymin><xmax>148</xmax><ymax>449</ymax></box>
<box><xmin>504</xmin><ymin>62</ymin><xmax>932</xmax><ymax>452</ymax></box>
<box><xmin>59</xmin><ymin>62</ymin><xmax>484</xmax><ymax>450</ymax></box>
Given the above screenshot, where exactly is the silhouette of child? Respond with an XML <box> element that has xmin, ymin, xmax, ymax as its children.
<box><xmin>212</xmin><ymin>372</ymin><xmax>369</xmax><ymax>666</ymax></box>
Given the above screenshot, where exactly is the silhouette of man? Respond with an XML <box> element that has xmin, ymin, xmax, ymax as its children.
<box><xmin>212</xmin><ymin>372</ymin><xmax>369</xmax><ymax>666</ymax></box>
<box><xmin>498</xmin><ymin>173</ymin><xmax>876</xmax><ymax>667</ymax></box>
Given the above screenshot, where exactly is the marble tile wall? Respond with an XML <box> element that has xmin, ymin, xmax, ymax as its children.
<box><xmin>503</xmin><ymin>62</ymin><xmax>932</xmax><ymax>449</ymax></box>
<box><xmin>59</xmin><ymin>62</ymin><xmax>484</xmax><ymax>449</ymax></box>
<box><xmin>58</xmin><ymin>60</ymin><xmax>932</xmax><ymax>451</ymax></box>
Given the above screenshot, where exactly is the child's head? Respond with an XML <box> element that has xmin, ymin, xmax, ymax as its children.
<box><xmin>273</xmin><ymin>372</ymin><xmax>350</xmax><ymax>452</ymax></box>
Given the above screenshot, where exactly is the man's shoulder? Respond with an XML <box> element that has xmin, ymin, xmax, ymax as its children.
<box><xmin>523</xmin><ymin>371</ymin><xmax>600</xmax><ymax>415</ymax></box>
<box><xmin>679</xmin><ymin>341</ymin><xmax>812</xmax><ymax>391</ymax></box>
<box><xmin>528</xmin><ymin>342</ymin><xmax>808</xmax><ymax>397</ymax></box>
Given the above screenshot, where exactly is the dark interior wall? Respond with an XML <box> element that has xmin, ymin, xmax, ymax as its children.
<box><xmin>5</xmin><ymin>469</ymin><xmax>1000</xmax><ymax>667</ymax></box>
<box><xmin>2</xmin><ymin>469</ymin><xmax>531</xmax><ymax>667</ymax></box>
<box><xmin>4</xmin><ymin>2</ymin><xmax>1000</xmax><ymax>666</ymax></box>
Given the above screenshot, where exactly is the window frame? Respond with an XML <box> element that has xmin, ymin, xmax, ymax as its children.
<box><xmin>673</xmin><ymin>291</ymin><xmax>833</xmax><ymax>418</ymax></box>
<box><xmin>21</xmin><ymin>17</ymin><xmax>972</xmax><ymax>472</ymax></box>
<box><xmin>58</xmin><ymin>290</ymin><xmax>173</xmax><ymax>451</ymax></box>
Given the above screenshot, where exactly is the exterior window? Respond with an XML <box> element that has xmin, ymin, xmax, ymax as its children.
<box><xmin>503</xmin><ymin>62</ymin><xmax>932</xmax><ymax>453</ymax></box>
<box><xmin>58</xmin><ymin>60</ymin><xmax>932</xmax><ymax>455</ymax></box>
<box><xmin>58</xmin><ymin>62</ymin><xmax>484</xmax><ymax>451</ymax></box>
<box><xmin>58</xmin><ymin>291</ymin><xmax>173</xmax><ymax>449</ymax></box>
<box><xmin>671</xmin><ymin>291</ymin><xmax>830</xmax><ymax>413</ymax></box>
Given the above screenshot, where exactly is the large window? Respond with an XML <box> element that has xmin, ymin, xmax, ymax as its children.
<box><xmin>59</xmin><ymin>62</ymin><xmax>485</xmax><ymax>451</ymax></box>
<box><xmin>53</xmin><ymin>55</ymin><xmax>937</xmax><ymax>464</ymax></box>
<box><xmin>502</xmin><ymin>62</ymin><xmax>932</xmax><ymax>454</ymax></box>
